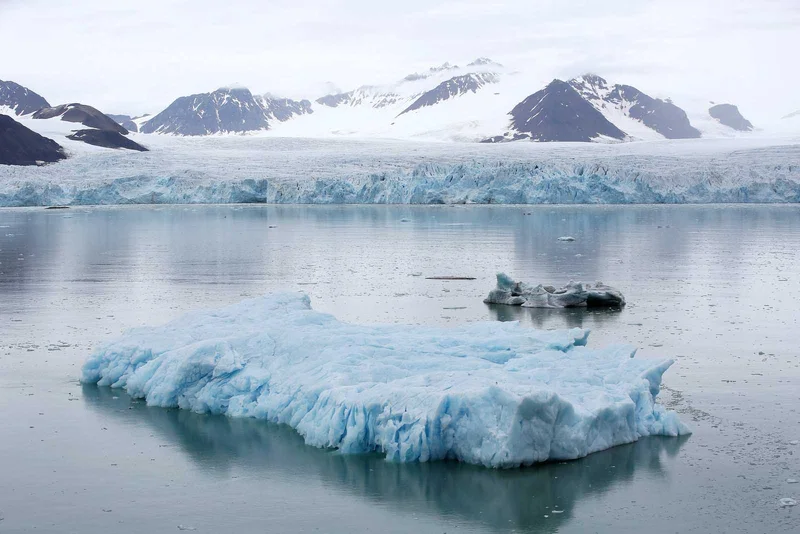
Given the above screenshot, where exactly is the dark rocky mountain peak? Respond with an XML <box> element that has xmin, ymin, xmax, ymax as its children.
<box><xmin>0</xmin><ymin>114</ymin><xmax>66</xmax><ymax>166</ymax></box>
<box><xmin>485</xmin><ymin>79</ymin><xmax>627</xmax><ymax>142</ymax></box>
<box><xmin>708</xmin><ymin>104</ymin><xmax>753</xmax><ymax>131</ymax></box>
<box><xmin>399</xmin><ymin>73</ymin><xmax>499</xmax><ymax>116</ymax></box>
<box><xmin>33</xmin><ymin>103</ymin><xmax>128</xmax><ymax>134</ymax></box>
<box><xmin>0</xmin><ymin>80</ymin><xmax>50</xmax><ymax>115</ymax></box>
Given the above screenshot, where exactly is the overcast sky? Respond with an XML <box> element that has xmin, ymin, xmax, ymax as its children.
<box><xmin>1</xmin><ymin>0</ymin><xmax>798</xmax><ymax>120</ymax></box>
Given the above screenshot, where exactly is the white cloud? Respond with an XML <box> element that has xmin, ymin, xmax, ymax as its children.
<box><xmin>1</xmin><ymin>0</ymin><xmax>797</xmax><ymax>121</ymax></box>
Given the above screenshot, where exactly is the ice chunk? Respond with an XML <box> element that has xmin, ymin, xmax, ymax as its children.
<box><xmin>485</xmin><ymin>273</ymin><xmax>626</xmax><ymax>308</ymax></box>
<box><xmin>557</xmin><ymin>236</ymin><xmax>576</xmax><ymax>242</ymax></box>
<box><xmin>81</xmin><ymin>292</ymin><xmax>687</xmax><ymax>468</ymax></box>
<box><xmin>779</xmin><ymin>498</ymin><xmax>797</xmax><ymax>507</ymax></box>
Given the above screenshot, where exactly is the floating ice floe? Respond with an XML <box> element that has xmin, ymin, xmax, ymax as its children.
<box><xmin>81</xmin><ymin>292</ymin><xmax>686</xmax><ymax>468</ymax></box>
<box><xmin>779</xmin><ymin>498</ymin><xmax>797</xmax><ymax>507</ymax></box>
<box><xmin>557</xmin><ymin>236</ymin><xmax>576</xmax><ymax>242</ymax></box>
<box><xmin>484</xmin><ymin>273</ymin><xmax>626</xmax><ymax>309</ymax></box>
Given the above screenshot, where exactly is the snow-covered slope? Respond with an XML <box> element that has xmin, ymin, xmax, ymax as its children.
<box><xmin>568</xmin><ymin>75</ymin><xmax>700</xmax><ymax>140</ymax></box>
<box><xmin>81</xmin><ymin>292</ymin><xmax>688</xmax><ymax>467</ymax></box>
<box><xmin>33</xmin><ymin>103</ymin><xmax>128</xmax><ymax>134</ymax></box>
<box><xmin>7</xmin><ymin>110</ymin><xmax>150</xmax><ymax>156</ymax></box>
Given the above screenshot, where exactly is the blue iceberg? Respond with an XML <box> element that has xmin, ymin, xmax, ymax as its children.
<box><xmin>81</xmin><ymin>293</ymin><xmax>689</xmax><ymax>467</ymax></box>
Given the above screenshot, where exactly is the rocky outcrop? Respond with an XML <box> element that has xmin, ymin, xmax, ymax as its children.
<box><xmin>708</xmin><ymin>104</ymin><xmax>753</xmax><ymax>131</ymax></box>
<box><xmin>0</xmin><ymin>114</ymin><xmax>66</xmax><ymax>165</ymax></box>
<box><xmin>33</xmin><ymin>103</ymin><xmax>128</xmax><ymax>134</ymax></box>
<box><xmin>66</xmin><ymin>129</ymin><xmax>148</xmax><ymax>151</ymax></box>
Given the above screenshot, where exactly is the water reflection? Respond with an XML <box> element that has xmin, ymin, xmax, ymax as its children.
<box><xmin>83</xmin><ymin>385</ymin><xmax>686</xmax><ymax>534</ymax></box>
<box><xmin>486</xmin><ymin>303</ymin><xmax>624</xmax><ymax>330</ymax></box>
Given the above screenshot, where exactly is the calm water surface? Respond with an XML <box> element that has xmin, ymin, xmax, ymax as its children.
<box><xmin>0</xmin><ymin>205</ymin><xmax>798</xmax><ymax>533</ymax></box>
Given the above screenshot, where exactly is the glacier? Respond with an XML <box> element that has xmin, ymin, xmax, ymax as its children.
<box><xmin>80</xmin><ymin>292</ymin><xmax>688</xmax><ymax>468</ymax></box>
<box><xmin>0</xmin><ymin>134</ymin><xmax>799</xmax><ymax>206</ymax></box>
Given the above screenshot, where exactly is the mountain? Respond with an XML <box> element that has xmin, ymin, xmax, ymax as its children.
<box><xmin>0</xmin><ymin>114</ymin><xmax>66</xmax><ymax>165</ymax></box>
<box><xmin>33</xmin><ymin>103</ymin><xmax>128</xmax><ymax>134</ymax></box>
<box><xmin>398</xmin><ymin>73</ymin><xmax>499</xmax><ymax>116</ymax></box>
<box><xmin>569</xmin><ymin>74</ymin><xmax>700</xmax><ymax>139</ymax></box>
<box><xmin>0</xmin><ymin>80</ymin><xmax>49</xmax><ymax>115</ymax></box>
<box><xmin>402</xmin><ymin>62</ymin><xmax>461</xmax><ymax>82</ymax></box>
<box><xmin>708</xmin><ymin>104</ymin><xmax>753</xmax><ymax>131</ymax></box>
<box><xmin>29</xmin><ymin>103</ymin><xmax>149</xmax><ymax>151</ymax></box>
<box><xmin>263</xmin><ymin>96</ymin><xmax>313</xmax><ymax>121</ymax></box>
<box><xmin>141</xmin><ymin>87</ymin><xmax>312</xmax><ymax>135</ymax></box>
<box><xmin>316</xmin><ymin>86</ymin><xmax>401</xmax><ymax>109</ymax></box>
<box><xmin>484</xmin><ymin>79</ymin><xmax>627</xmax><ymax>142</ymax></box>
<box><xmin>108</xmin><ymin>114</ymin><xmax>139</xmax><ymax>133</ymax></box>
<box><xmin>468</xmin><ymin>58</ymin><xmax>503</xmax><ymax>68</ymax></box>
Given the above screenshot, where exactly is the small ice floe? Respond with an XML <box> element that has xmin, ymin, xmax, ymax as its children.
<box><xmin>779</xmin><ymin>498</ymin><xmax>797</xmax><ymax>507</ymax></box>
<box><xmin>400</xmin><ymin>218</ymin><xmax>410</xmax><ymax>222</ymax></box>
<box><xmin>787</xmin><ymin>479</ymin><xmax>798</xmax><ymax>484</ymax></box>
<box><xmin>177</xmin><ymin>525</ymin><xmax>197</xmax><ymax>531</ymax></box>
<box><xmin>790</xmin><ymin>440</ymin><xmax>799</xmax><ymax>445</ymax></box>
<box><xmin>484</xmin><ymin>273</ymin><xmax>626</xmax><ymax>308</ymax></box>
<box><xmin>557</xmin><ymin>236</ymin><xmax>576</xmax><ymax>242</ymax></box>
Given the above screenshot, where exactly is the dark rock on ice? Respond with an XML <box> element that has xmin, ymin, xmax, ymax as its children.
<box><xmin>484</xmin><ymin>273</ymin><xmax>626</xmax><ymax>308</ymax></box>
<box><xmin>0</xmin><ymin>114</ymin><xmax>66</xmax><ymax>166</ymax></box>
<box><xmin>66</xmin><ymin>129</ymin><xmax>148</xmax><ymax>151</ymax></box>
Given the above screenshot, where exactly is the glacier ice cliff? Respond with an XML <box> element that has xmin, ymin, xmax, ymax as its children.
<box><xmin>0</xmin><ymin>137</ymin><xmax>799</xmax><ymax>206</ymax></box>
<box><xmin>81</xmin><ymin>292</ymin><xmax>688</xmax><ymax>468</ymax></box>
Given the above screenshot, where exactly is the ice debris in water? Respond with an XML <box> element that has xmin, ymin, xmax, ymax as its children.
<box><xmin>484</xmin><ymin>273</ymin><xmax>626</xmax><ymax>309</ymax></box>
<box><xmin>779</xmin><ymin>498</ymin><xmax>797</xmax><ymax>507</ymax></box>
<box><xmin>557</xmin><ymin>236</ymin><xmax>576</xmax><ymax>242</ymax></box>
<box><xmin>81</xmin><ymin>292</ymin><xmax>687</xmax><ymax>468</ymax></box>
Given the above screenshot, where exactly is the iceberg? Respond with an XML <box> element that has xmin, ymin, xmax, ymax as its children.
<box><xmin>81</xmin><ymin>293</ymin><xmax>686</xmax><ymax>467</ymax></box>
<box><xmin>485</xmin><ymin>273</ymin><xmax>626</xmax><ymax>308</ymax></box>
